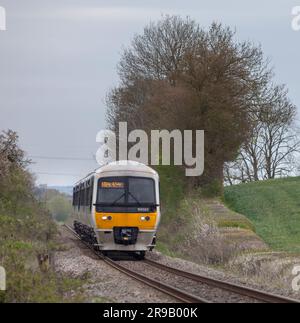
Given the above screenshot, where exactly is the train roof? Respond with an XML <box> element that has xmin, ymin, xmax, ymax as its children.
<box><xmin>74</xmin><ymin>161</ymin><xmax>158</xmax><ymax>186</ymax></box>
<box><xmin>96</xmin><ymin>161</ymin><xmax>157</xmax><ymax>175</ymax></box>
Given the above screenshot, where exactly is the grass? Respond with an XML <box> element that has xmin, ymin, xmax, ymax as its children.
<box><xmin>203</xmin><ymin>199</ymin><xmax>255</xmax><ymax>231</ymax></box>
<box><xmin>224</xmin><ymin>177</ymin><xmax>300</xmax><ymax>253</ymax></box>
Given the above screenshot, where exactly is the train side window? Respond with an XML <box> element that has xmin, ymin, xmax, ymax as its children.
<box><xmin>78</xmin><ymin>189</ymin><xmax>80</xmax><ymax>209</ymax></box>
<box><xmin>75</xmin><ymin>188</ymin><xmax>79</xmax><ymax>207</ymax></box>
<box><xmin>78</xmin><ymin>187</ymin><xmax>82</xmax><ymax>210</ymax></box>
<box><xmin>78</xmin><ymin>189</ymin><xmax>80</xmax><ymax>210</ymax></box>
<box><xmin>82</xmin><ymin>186</ymin><xmax>86</xmax><ymax>208</ymax></box>
<box><xmin>84</xmin><ymin>187</ymin><xmax>87</xmax><ymax>207</ymax></box>
<box><xmin>89</xmin><ymin>178</ymin><xmax>94</xmax><ymax>211</ymax></box>
<box><xmin>85</xmin><ymin>186</ymin><xmax>90</xmax><ymax>207</ymax></box>
<box><xmin>74</xmin><ymin>186</ymin><xmax>79</xmax><ymax>208</ymax></box>
<box><xmin>80</xmin><ymin>187</ymin><xmax>85</xmax><ymax>210</ymax></box>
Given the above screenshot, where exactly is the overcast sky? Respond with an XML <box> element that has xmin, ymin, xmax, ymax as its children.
<box><xmin>0</xmin><ymin>0</ymin><xmax>300</xmax><ymax>186</ymax></box>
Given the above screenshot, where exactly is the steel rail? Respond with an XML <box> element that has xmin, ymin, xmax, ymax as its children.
<box><xmin>144</xmin><ymin>259</ymin><xmax>299</xmax><ymax>304</ymax></box>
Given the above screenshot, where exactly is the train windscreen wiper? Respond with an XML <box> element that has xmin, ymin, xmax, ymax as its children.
<box><xmin>111</xmin><ymin>192</ymin><xmax>126</xmax><ymax>206</ymax></box>
<box><xmin>128</xmin><ymin>191</ymin><xmax>142</xmax><ymax>206</ymax></box>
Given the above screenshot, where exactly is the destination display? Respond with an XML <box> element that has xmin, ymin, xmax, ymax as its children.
<box><xmin>100</xmin><ymin>181</ymin><xmax>125</xmax><ymax>189</ymax></box>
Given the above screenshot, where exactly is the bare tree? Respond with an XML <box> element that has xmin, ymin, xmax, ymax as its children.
<box><xmin>225</xmin><ymin>85</ymin><xmax>299</xmax><ymax>184</ymax></box>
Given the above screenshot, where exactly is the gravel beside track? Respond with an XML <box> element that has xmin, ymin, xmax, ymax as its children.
<box><xmin>54</xmin><ymin>227</ymin><xmax>176</xmax><ymax>303</ymax></box>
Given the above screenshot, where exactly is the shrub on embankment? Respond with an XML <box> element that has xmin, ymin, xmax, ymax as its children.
<box><xmin>0</xmin><ymin>130</ymin><xmax>84</xmax><ymax>303</ymax></box>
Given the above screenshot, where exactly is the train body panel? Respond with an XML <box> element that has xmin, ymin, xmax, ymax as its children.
<box><xmin>72</xmin><ymin>161</ymin><xmax>160</xmax><ymax>253</ymax></box>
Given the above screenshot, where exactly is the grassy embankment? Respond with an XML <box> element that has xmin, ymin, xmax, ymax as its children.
<box><xmin>224</xmin><ymin>177</ymin><xmax>300</xmax><ymax>253</ymax></box>
<box><xmin>155</xmin><ymin>166</ymin><xmax>265</xmax><ymax>264</ymax></box>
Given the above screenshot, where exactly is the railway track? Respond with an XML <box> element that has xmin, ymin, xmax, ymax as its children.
<box><xmin>64</xmin><ymin>224</ymin><xmax>299</xmax><ymax>303</ymax></box>
<box><xmin>64</xmin><ymin>224</ymin><xmax>208</xmax><ymax>303</ymax></box>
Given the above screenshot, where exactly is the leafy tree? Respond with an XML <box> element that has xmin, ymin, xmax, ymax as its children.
<box><xmin>106</xmin><ymin>16</ymin><xmax>272</xmax><ymax>194</ymax></box>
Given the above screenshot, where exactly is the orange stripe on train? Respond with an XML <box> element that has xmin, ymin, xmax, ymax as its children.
<box><xmin>95</xmin><ymin>212</ymin><xmax>157</xmax><ymax>230</ymax></box>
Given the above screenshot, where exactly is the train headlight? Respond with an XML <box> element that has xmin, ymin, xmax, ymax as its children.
<box><xmin>102</xmin><ymin>216</ymin><xmax>112</xmax><ymax>220</ymax></box>
<box><xmin>141</xmin><ymin>216</ymin><xmax>150</xmax><ymax>221</ymax></box>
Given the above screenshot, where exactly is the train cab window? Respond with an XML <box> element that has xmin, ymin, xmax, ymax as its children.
<box><xmin>97</xmin><ymin>178</ymin><xmax>126</xmax><ymax>205</ymax></box>
<box><xmin>128</xmin><ymin>178</ymin><xmax>156</xmax><ymax>205</ymax></box>
<box><xmin>97</xmin><ymin>177</ymin><xmax>155</xmax><ymax>206</ymax></box>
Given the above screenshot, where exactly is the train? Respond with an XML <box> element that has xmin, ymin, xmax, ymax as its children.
<box><xmin>72</xmin><ymin>161</ymin><xmax>160</xmax><ymax>259</ymax></box>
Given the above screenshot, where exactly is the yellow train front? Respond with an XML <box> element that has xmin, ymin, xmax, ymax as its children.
<box><xmin>72</xmin><ymin>161</ymin><xmax>160</xmax><ymax>258</ymax></box>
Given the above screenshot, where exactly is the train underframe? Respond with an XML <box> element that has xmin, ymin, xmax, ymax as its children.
<box><xmin>73</xmin><ymin>221</ymin><xmax>156</xmax><ymax>260</ymax></box>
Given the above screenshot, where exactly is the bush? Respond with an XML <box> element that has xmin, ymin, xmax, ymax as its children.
<box><xmin>0</xmin><ymin>130</ymin><xmax>85</xmax><ymax>303</ymax></box>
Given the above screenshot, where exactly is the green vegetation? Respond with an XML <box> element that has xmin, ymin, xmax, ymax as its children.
<box><xmin>46</xmin><ymin>189</ymin><xmax>72</xmax><ymax>223</ymax></box>
<box><xmin>224</xmin><ymin>177</ymin><xmax>300</xmax><ymax>252</ymax></box>
<box><xmin>0</xmin><ymin>130</ymin><xmax>85</xmax><ymax>303</ymax></box>
<box><xmin>207</xmin><ymin>201</ymin><xmax>255</xmax><ymax>231</ymax></box>
<box><xmin>35</xmin><ymin>187</ymin><xmax>72</xmax><ymax>223</ymax></box>
<box><xmin>155</xmin><ymin>165</ymin><xmax>190</xmax><ymax>254</ymax></box>
<box><xmin>156</xmin><ymin>165</ymin><xmax>185</xmax><ymax>224</ymax></box>
<box><xmin>155</xmin><ymin>166</ymin><xmax>263</xmax><ymax>263</ymax></box>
